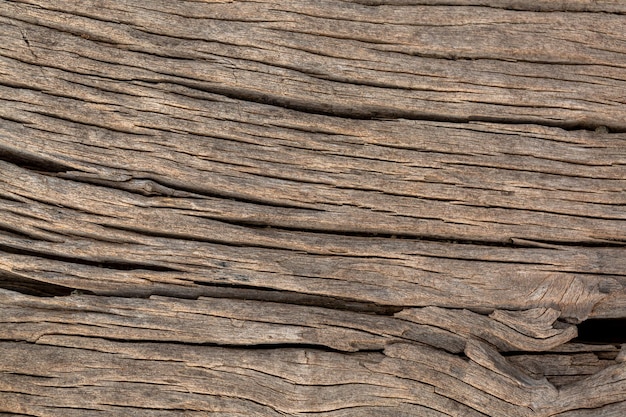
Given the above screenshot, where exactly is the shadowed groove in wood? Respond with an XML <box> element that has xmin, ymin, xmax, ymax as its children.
<box><xmin>576</xmin><ymin>319</ymin><xmax>626</xmax><ymax>344</ymax></box>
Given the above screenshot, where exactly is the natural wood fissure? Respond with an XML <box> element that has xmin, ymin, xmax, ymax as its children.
<box><xmin>0</xmin><ymin>0</ymin><xmax>625</xmax><ymax>416</ymax></box>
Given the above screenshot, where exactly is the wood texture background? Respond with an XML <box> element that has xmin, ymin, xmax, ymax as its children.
<box><xmin>0</xmin><ymin>0</ymin><xmax>625</xmax><ymax>415</ymax></box>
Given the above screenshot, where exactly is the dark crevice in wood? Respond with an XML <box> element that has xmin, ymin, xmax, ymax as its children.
<box><xmin>0</xmin><ymin>269</ymin><xmax>85</xmax><ymax>297</ymax></box>
<box><xmin>84</xmin><ymin>216</ymin><xmax>626</xmax><ymax>254</ymax></box>
<box><xmin>343</xmin><ymin>1</ymin><xmax>626</xmax><ymax>14</ymax></box>
<box><xmin>3</xmin><ymin>371</ymin><xmax>55</xmax><ymax>380</ymax></box>
<box><xmin>174</xmin><ymin>212</ymin><xmax>495</xmax><ymax>244</ymax></box>
<box><xmin>557</xmin><ymin>270</ymin><xmax>626</xmax><ymax>280</ymax></box>
<box><xmin>55</xmin><ymin>175</ymin><xmax>202</xmax><ymax>199</ymax></box>
<box><xmin>0</xmin><ymin>144</ymin><xmax>73</xmax><ymax>174</ymax></box>
<box><xmin>502</xmin><ymin>349</ymin><xmax>621</xmax><ymax>358</ymax></box>
<box><xmin>595</xmin><ymin>351</ymin><xmax>621</xmax><ymax>361</ymax></box>
<box><xmin>142</xmin><ymin>176</ymin><xmax>325</xmax><ymax>211</ymax></box>
<box><xmin>576</xmin><ymin>319</ymin><xmax>626</xmax><ymax>344</ymax></box>
<box><xmin>41</xmin><ymin>334</ymin><xmax>384</xmax><ymax>353</ymax></box>
<box><xmin>97</xmin><ymin>223</ymin><xmax>448</xmax><ymax>260</ymax></box>
<box><xmin>146</xmin><ymin>79</ymin><xmax>626</xmax><ymax>133</ymax></box>
<box><xmin>0</xmin><ymin>113</ymin><xmax>33</xmax><ymax>126</ymax></box>
<box><xmin>80</xmin><ymin>283</ymin><xmax>406</xmax><ymax>315</ymax></box>
<box><xmin>102</xmin><ymin>210</ymin><xmax>503</xmax><ymax>247</ymax></box>
<box><xmin>32</xmin><ymin>407</ymin><xmax>103</xmax><ymax>413</ymax></box>
<box><xmin>232</xmin><ymin>343</ymin><xmax>385</xmax><ymax>353</ymax></box>
<box><xmin>0</xmin><ymin>224</ymin><xmax>39</xmax><ymax>240</ymax></box>
<box><xmin>0</xmin><ymin>244</ymin><xmax>180</xmax><ymax>272</ymax></box>
<box><xmin>190</xmin><ymin>281</ymin><xmax>404</xmax><ymax>315</ymax></box>
<box><xmin>98</xmin><ymin>223</ymin><xmax>300</xmax><ymax>249</ymax></box>
<box><xmin>519</xmin><ymin>239</ymin><xmax>626</xmax><ymax>248</ymax></box>
<box><xmin>0</xmin><ymin>193</ymin><xmax>23</xmax><ymax>203</ymax></box>
<box><xmin>151</xmin><ymin>215</ymin><xmax>626</xmax><ymax>248</ymax></box>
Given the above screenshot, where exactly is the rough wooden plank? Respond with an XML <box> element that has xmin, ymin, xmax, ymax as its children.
<box><xmin>1</xmin><ymin>1</ymin><xmax>625</xmax><ymax>416</ymax></box>
<box><xmin>0</xmin><ymin>288</ymin><xmax>462</xmax><ymax>352</ymax></box>
<box><xmin>1</xmin><ymin>110</ymin><xmax>625</xmax><ymax>319</ymax></box>
<box><xmin>0</xmin><ymin>289</ymin><xmax>584</xmax><ymax>353</ymax></box>
<box><xmin>1</xmin><ymin>213</ymin><xmax>623</xmax><ymax>320</ymax></box>
<box><xmin>1</xmin><ymin>117</ymin><xmax>625</xmax><ymax>244</ymax></box>
<box><xmin>1</xmin><ymin>3</ymin><xmax>626</xmax><ymax>243</ymax></box>
<box><xmin>1</xmin><ymin>335</ymin><xmax>625</xmax><ymax>417</ymax></box>
<box><xmin>2</xmin><ymin>0</ymin><xmax>626</xmax><ymax>129</ymax></box>
<box><xmin>0</xmin><ymin>338</ymin><xmax>463</xmax><ymax>417</ymax></box>
<box><xmin>1</xmin><ymin>289</ymin><xmax>622</xmax><ymax>415</ymax></box>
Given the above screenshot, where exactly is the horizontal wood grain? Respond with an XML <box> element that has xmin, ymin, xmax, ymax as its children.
<box><xmin>0</xmin><ymin>0</ymin><xmax>624</xmax><ymax>415</ymax></box>
<box><xmin>0</xmin><ymin>195</ymin><xmax>623</xmax><ymax>320</ymax></box>
<box><xmin>509</xmin><ymin>346</ymin><xmax>622</xmax><ymax>388</ymax></box>
<box><xmin>0</xmin><ymin>289</ymin><xmax>581</xmax><ymax>353</ymax></box>
<box><xmin>2</xmin><ymin>0</ymin><xmax>626</xmax><ymax>129</ymax></box>
<box><xmin>1</xmin><ymin>334</ymin><xmax>624</xmax><ymax>417</ymax></box>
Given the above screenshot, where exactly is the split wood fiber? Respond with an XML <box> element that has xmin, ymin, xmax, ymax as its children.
<box><xmin>0</xmin><ymin>0</ymin><xmax>625</xmax><ymax>416</ymax></box>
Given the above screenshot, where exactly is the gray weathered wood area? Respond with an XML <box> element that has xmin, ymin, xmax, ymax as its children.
<box><xmin>0</xmin><ymin>0</ymin><xmax>625</xmax><ymax>415</ymax></box>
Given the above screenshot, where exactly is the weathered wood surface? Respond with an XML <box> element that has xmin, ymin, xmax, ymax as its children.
<box><xmin>1</xmin><ymin>0</ymin><xmax>625</xmax><ymax>416</ymax></box>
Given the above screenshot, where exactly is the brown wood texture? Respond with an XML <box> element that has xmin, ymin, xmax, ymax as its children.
<box><xmin>1</xmin><ymin>0</ymin><xmax>625</xmax><ymax>416</ymax></box>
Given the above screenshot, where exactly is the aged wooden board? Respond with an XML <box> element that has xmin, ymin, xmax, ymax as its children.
<box><xmin>0</xmin><ymin>334</ymin><xmax>624</xmax><ymax>417</ymax></box>
<box><xmin>0</xmin><ymin>0</ymin><xmax>625</xmax><ymax>416</ymax></box>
